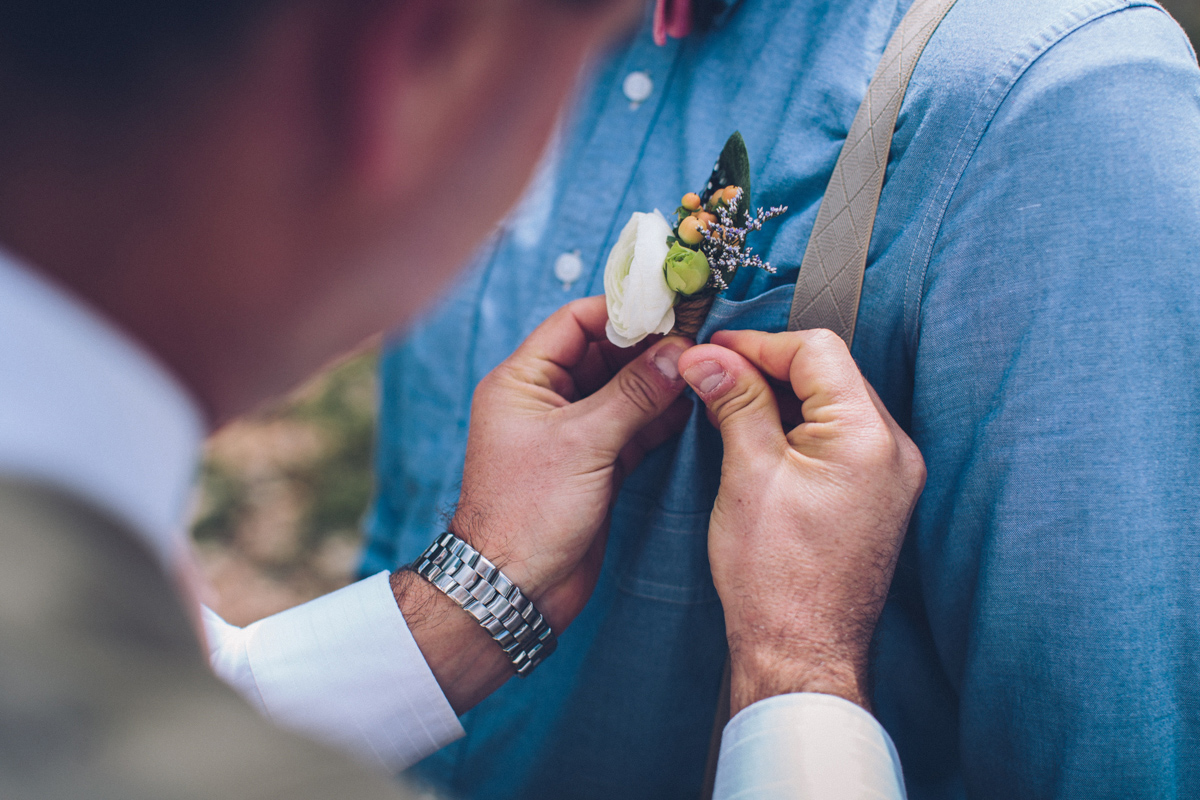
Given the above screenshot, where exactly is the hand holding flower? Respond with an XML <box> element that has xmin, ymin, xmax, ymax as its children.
<box><xmin>453</xmin><ymin>296</ymin><xmax>693</xmax><ymax>630</ymax></box>
<box><xmin>397</xmin><ymin>296</ymin><xmax>693</xmax><ymax>713</ymax></box>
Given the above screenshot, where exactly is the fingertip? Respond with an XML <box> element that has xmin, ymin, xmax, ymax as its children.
<box><xmin>677</xmin><ymin>342</ymin><xmax>728</xmax><ymax>374</ymax></box>
<box><xmin>679</xmin><ymin>344</ymin><xmax>755</xmax><ymax>402</ymax></box>
<box><xmin>571</xmin><ymin>294</ymin><xmax>608</xmax><ymax>313</ymax></box>
<box><xmin>708</xmin><ymin>329</ymin><xmax>741</xmax><ymax>348</ymax></box>
<box><xmin>681</xmin><ymin>358</ymin><xmax>736</xmax><ymax>402</ymax></box>
<box><xmin>567</xmin><ymin>295</ymin><xmax>611</xmax><ymax>335</ymax></box>
<box><xmin>704</xmin><ymin>330</ymin><xmax>781</xmax><ymax>377</ymax></box>
<box><xmin>660</xmin><ymin>334</ymin><xmax>697</xmax><ymax>349</ymax></box>
<box><xmin>708</xmin><ymin>329</ymin><xmax>733</xmax><ymax>346</ymax></box>
<box><xmin>647</xmin><ymin>338</ymin><xmax>689</xmax><ymax>385</ymax></box>
<box><xmin>722</xmin><ymin>330</ymin><xmax>808</xmax><ymax>384</ymax></box>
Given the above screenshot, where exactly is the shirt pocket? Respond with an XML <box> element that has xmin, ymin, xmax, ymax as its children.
<box><xmin>699</xmin><ymin>283</ymin><xmax>796</xmax><ymax>340</ymax></box>
<box><xmin>609</xmin><ymin>284</ymin><xmax>798</xmax><ymax>605</ymax></box>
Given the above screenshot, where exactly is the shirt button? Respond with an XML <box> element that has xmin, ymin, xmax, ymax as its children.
<box><xmin>554</xmin><ymin>251</ymin><xmax>584</xmax><ymax>288</ymax></box>
<box><xmin>556</xmin><ymin>251</ymin><xmax>585</xmax><ymax>289</ymax></box>
<box><xmin>623</xmin><ymin>71</ymin><xmax>654</xmax><ymax>108</ymax></box>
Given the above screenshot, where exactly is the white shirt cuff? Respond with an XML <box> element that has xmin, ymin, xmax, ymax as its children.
<box><xmin>713</xmin><ymin>693</ymin><xmax>906</xmax><ymax>800</ymax></box>
<box><xmin>203</xmin><ymin>570</ymin><xmax>464</xmax><ymax>772</ymax></box>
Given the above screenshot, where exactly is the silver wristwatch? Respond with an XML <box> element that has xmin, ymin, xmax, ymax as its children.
<box><xmin>412</xmin><ymin>532</ymin><xmax>557</xmax><ymax>677</ymax></box>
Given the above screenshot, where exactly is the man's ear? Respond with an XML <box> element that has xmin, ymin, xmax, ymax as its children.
<box><xmin>339</xmin><ymin>0</ymin><xmax>520</xmax><ymax>199</ymax></box>
<box><xmin>333</xmin><ymin>0</ymin><xmax>642</xmax><ymax>201</ymax></box>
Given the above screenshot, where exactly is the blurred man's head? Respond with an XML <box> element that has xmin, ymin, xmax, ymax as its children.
<box><xmin>0</xmin><ymin>0</ymin><xmax>640</xmax><ymax>422</ymax></box>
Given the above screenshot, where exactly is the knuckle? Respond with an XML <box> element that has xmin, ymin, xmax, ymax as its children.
<box><xmin>713</xmin><ymin>383</ymin><xmax>761</xmax><ymax>422</ymax></box>
<box><xmin>805</xmin><ymin>327</ymin><xmax>848</xmax><ymax>355</ymax></box>
<box><xmin>901</xmin><ymin>439</ymin><xmax>928</xmax><ymax>489</ymax></box>
<box><xmin>473</xmin><ymin>370</ymin><xmax>500</xmax><ymax>400</ymax></box>
<box><xmin>862</xmin><ymin>431</ymin><xmax>926</xmax><ymax>503</ymax></box>
<box><xmin>616</xmin><ymin>367</ymin><xmax>662</xmax><ymax>415</ymax></box>
<box><xmin>841</xmin><ymin>417</ymin><xmax>897</xmax><ymax>467</ymax></box>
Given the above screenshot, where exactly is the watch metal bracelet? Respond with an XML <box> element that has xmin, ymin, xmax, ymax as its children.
<box><xmin>412</xmin><ymin>532</ymin><xmax>557</xmax><ymax>677</ymax></box>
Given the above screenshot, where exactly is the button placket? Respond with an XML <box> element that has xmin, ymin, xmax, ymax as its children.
<box><xmin>523</xmin><ymin>33</ymin><xmax>683</xmax><ymax>332</ymax></box>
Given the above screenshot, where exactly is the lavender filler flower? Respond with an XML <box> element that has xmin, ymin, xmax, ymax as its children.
<box><xmin>603</xmin><ymin>132</ymin><xmax>789</xmax><ymax>346</ymax></box>
<box><xmin>698</xmin><ymin>190</ymin><xmax>788</xmax><ymax>292</ymax></box>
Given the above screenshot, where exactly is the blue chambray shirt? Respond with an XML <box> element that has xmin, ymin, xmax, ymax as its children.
<box><xmin>364</xmin><ymin>0</ymin><xmax>1200</xmax><ymax>797</ymax></box>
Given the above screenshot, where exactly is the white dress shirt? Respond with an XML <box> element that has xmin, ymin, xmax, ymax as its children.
<box><xmin>0</xmin><ymin>247</ymin><xmax>905</xmax><ymax>798</ymax></box>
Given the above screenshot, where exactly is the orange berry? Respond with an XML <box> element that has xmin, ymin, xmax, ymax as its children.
<box><xmin>695</xmin><ymin>211</ymin><xmax>718</xmax><ymax>227</ymax></box>
<box><xmin>681</xmin><ymin>192</ymin><xmax>702</xmax><ymax>211</ymax></box>
<box><xmin>678</xmin><ymin>216</ymin><xmax>705</xmax><ymax>245</ymax></box>
<box><xmin>722</xmin><ymin>185</ymin><xmax>741</xmax><ymax>203</ymax></box>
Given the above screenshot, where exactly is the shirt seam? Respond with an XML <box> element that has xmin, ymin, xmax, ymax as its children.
<box><xmin>901</xmin><ymin>0</ymin><xmax>1166</xmax><ymax>356</ymax></box>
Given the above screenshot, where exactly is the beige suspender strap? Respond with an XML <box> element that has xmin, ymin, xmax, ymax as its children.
<box><xmin>787</xmin><ymin>0</ymin><xmax>960</xmax><ymax>344</ymax></box>
<box><xmin>700</xmin><ymin>5</ymin><xmax>961</xmax><ymax>796</ymax></box>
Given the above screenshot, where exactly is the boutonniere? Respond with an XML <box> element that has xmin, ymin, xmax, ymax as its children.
<box><xmin>604</xmin><ymin>132</ymin><xmax>787</xmax><ymax>347</ymax></box>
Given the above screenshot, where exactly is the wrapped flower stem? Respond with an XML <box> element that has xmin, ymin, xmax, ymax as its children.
<box><xmin>670</xmin><ymin>294</ymin><xmax>716</xmax><ymax>339</ymax></box>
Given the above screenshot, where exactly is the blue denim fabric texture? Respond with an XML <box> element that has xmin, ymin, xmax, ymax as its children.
<box><xmin>364</xmin><ymin>0</ymin><xmax>1200</xmax><ymax>797</ymax></box>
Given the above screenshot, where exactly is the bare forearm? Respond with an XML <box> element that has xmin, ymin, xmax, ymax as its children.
<box><xmin>390</xmin><ymin>569</ymin><xmax>515</xmax><ymax>715</ymax></box>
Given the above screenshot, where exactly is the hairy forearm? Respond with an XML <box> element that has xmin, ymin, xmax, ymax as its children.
<box><xmin>390</xmin><ymin>506</ymin><xmax>595</xmax><ymax>715</ymax></box>
<box><xmin>390</xmin><ymin>569</ymin><xmax>516</xmax><ymax>715</ymax></box>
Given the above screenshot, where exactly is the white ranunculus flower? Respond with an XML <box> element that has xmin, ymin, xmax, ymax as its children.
<box><xmin>604</xmin><ymin>210</ymin><xmax>676</xmax><ymax>347</ymax></box>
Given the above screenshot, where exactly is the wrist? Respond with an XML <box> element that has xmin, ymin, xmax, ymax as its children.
<box><xmin>447</xmin><ymin>514</ymin><xmax>582</xmax><ymax>632</ymax></box>
<box><xmin>411</xmin><ymin>532</ymin><xmax>559</xmax><ymax>676</ymax></box>
<box><xmin>390</xmin><ymin>568</ymin><xmax>513</xmax><ymax>715</ymax></box>
<box><xmin>447</xmin><ymin>512</ymin><xmax>546</xmax><ymax>600</ymax></box>
<box><xmin>727</xmin><ymin>634</ymin><xmax>871</xmax><ymax>717</ymax></box>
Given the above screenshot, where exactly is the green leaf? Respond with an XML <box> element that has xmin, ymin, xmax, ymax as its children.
<box><xmin>701</xmin><ymin>131</ymin><xmax>752</xmax><ymax>226</ymax></box>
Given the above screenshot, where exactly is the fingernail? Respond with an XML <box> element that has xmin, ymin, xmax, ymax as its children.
<box><xmin>682</xmin><ymin>360</ymin><xmax>730</xmax><ymax>398</ymax></box>
<box><xmin>651</xmin><ymin>343</ymin><xmax>686</xmax><ymax>382</ymax></box>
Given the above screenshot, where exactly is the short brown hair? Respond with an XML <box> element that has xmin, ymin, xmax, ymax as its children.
<box><xmin>0</xmin><ymin>1</ymin><xmax>281</xmax><ymax>112</ymax></box>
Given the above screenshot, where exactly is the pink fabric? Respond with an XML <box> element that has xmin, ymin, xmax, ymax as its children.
<box><xmin>653</xmin><ymin>0</ymin><xmax>693</xmax><ymax>46</ymax></box>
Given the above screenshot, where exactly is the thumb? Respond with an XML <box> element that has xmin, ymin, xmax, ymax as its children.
<box><xmin>573</xmin><ymin>336</ymin><xmax>693</xmax><ymax>451</ymax></box>
<box><xmin>678</xmin><ymin>343</ymin><xmax>788</xmax><ymax>460</ymax></box>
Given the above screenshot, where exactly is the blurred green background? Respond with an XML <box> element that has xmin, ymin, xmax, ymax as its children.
<box><xmin>189</xmin><ymin>4</ymin><xmax>1198</xmax><ymax>624</ymax></box>
<box><xmin>190</xmin><ymin>349</ymin><xmax>377</xmax><ymax>624</ymax></box>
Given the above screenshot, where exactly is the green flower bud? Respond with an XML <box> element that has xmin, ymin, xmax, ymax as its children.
<box><xmin>663</xmin><ymin>243</ymin><xmax>710</xmax><ymax>295</ymax></box>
